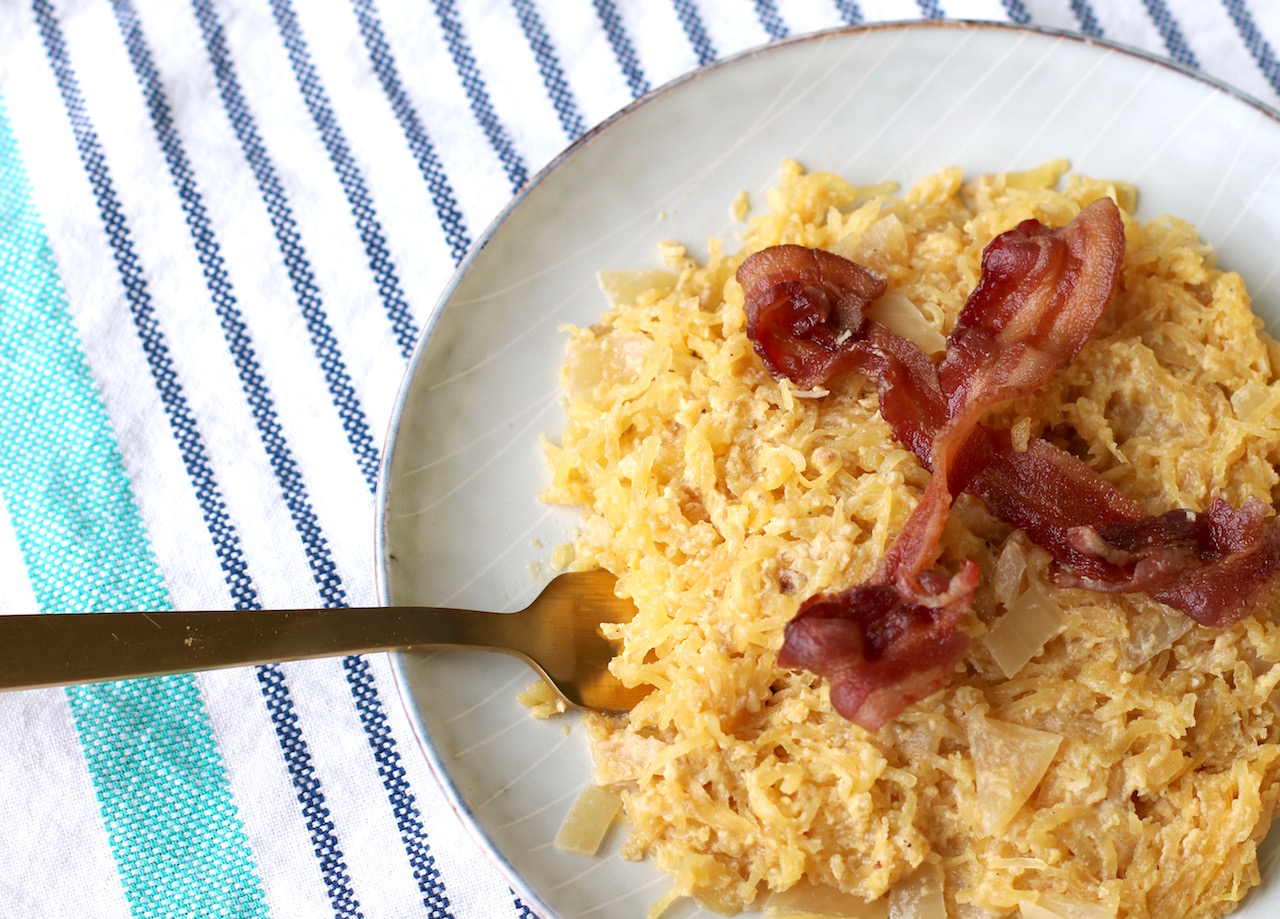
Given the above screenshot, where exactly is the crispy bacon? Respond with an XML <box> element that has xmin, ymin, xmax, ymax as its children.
<box><xmin>745</xmin><ymin>196</ymin><xmax>1280</xmax><ymax>730</ymax></box>
<box><xmin>1063</xmin><ymin>497</ymin><xmax>1280</xmax><ymax>626</ymax></box>
<box><xmin>1147</xmin><ymin>510</ymin><xmax>1280</xmax><ymax>627</ymax></box>
<box><xmin>738</xmin><ymin>245</ymin><xmax>887</xmax><ymax>389</ymax></box>
<box><xmin>777</xmin><ymin>571</ymin><xmax>977</xmax><ymax>728</ymax></box>
<box><xmin>771</xmin><ymin>325</ymin><xmax>980</xmax><ymax>729</ymax></box>
<box><xmin>922</xmin><ymin>411</ymin><xmax>1280</xmax><ymax>628</ymax></box>
<box><xmin>939</xmin><ymin>202</ymin><xmax>1126</xmax><ymax>423</ymax></box>
<box><xmin>886</xmin><ymin>199</ymin><xmax>1126</xmax><ymax>592</ymax></box>
<box><xmin>968</xmin><ymin>429</ymin><xmax>1145</xmax><ymax>579</ymax></box>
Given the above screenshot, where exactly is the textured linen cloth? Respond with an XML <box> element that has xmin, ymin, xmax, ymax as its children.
<box><xmin>1</xmin><ymin>1</ymin><xmax>1279</xmax><ymax>917</ymax></box>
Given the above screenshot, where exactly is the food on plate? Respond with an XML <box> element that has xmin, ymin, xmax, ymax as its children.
<box><xmin>542</xmin><ymin>159</ymin><xmax>1280</xmax><ymax>918</ymax></box>
<box><xmin>746</xmin><ymin>201</ymin><xmax>1280</xmax><ymax>733</ymax></box>
<box><xmin>554</xmin><ymin>783</ymin><xmax>624</xmax><ymax>856</ymax></box>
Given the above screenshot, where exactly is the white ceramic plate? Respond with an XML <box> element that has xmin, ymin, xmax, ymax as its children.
<box><xmin>377</xmin><ymin>21</ymin><xmax>1280</xmax><ymax>919</ymax></box>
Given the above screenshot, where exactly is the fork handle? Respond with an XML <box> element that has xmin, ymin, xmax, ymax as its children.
<box><xmin>0</xmin><ymin>606</ymin><xmax>526</xmax><ymax>690</ymax></box>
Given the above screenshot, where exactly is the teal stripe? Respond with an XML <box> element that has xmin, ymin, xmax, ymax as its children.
<box><xmin>0</xmin><ymin>98</ymin><xmax>270</xmax><ymax>919</ymax></box>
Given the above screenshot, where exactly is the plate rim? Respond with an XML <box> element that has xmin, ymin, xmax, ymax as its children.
<box><xmin>374</xmin><ymin>19</ymin><xmax>1280</xmax><ymax>919</ymax></box>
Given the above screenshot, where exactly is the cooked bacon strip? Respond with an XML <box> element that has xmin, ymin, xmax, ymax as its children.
<box><xmin>777</xmin><ymin>569</ymin><xmax>978</xmax><ymax>729</ymax></box>
<box><xmin>850</xmin><ymin>323</ymin><xmax>948</xmax><ymax>461</ymax></box>
<box><xmin>747</xmin><ymin>199</ymin><xmax>1154</xmax><ymax>729</ymax></box>
<box><xmin>772</xmin><ymin>326</ymin><xmax>978</xmax><ymax>730</ymax></box>
<box><xmin>1062</xmin><ymin>497</ymin><xmax>1280</xmax><ymax>626</ymax></box>
<box><xmin>749</xmin><ymin>198</ymin><xmax>1280</xmax><ymax>727</ymax></box>
<box><xmin>907</xmin><ymin>412</ymin><xmax>1280</xmax><ymax>628</ymax></box>
<box><xmin>1146</xmin><ymin>510</ymin><xmax>1280</xmax><ymax>626</ymax></box>
<box><xmin>885</xmin><ymin>198</ymin><xmax>1127</xmax><ymax>594</ymax></box>
<box><xmin>738</xmin><ymin>244</ymin><xmax>887</xmax><ymax>389</ymax></box>
<box><xmin>938</xmin><ymin>200</ymin><xmax>1127</xmax><ymax>425</ymax></box>
<box><xmin>968</xmin><ymin>428</ymin><xmax>1146</xmax><ymax>579</ymax></box>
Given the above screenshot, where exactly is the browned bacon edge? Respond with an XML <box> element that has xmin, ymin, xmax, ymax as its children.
<box><xmin>741</xmin><ymin>197</ymin><xmax>1280</xmax><ymax>730</ymax></box>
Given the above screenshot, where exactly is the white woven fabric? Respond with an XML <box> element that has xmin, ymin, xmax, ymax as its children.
<box><xmin>0</xmin><ymin>1</ymin><xmax>1277</xmax><ymax>916</ymax></box>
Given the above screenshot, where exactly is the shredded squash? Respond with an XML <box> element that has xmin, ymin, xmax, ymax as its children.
<box><xmin>543</xmin><ymin>160</ymin><xmax>1280</xmax><ymax>918</ymax></box>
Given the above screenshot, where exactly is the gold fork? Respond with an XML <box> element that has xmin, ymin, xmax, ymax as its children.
<box><xmin>0</xmin><ymin>569</ymin><xmax>648</xmax><ymax>712</ymax></box>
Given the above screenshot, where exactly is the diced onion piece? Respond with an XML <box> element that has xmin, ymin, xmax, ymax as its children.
<box><xmin>991</xmin><ymin>538</ymin><xmax>1028</xmax><ymax>606</ymax></box>
<box><xmin>968</xmin><ymin>713</ymin><xmax>1062</xmax><ymax>834</ymax></box>
<box><xmin>1001</xmin><ymin>159</ymin><xmax>1070</xmax><ymax>190</ymax></box>
<box><xmin>647</xmin><ymin>886</ymin><xmax>683</xmax><ymax>919</ymax></box>
<box><xmin>859</xmin><ymin>215</ymin><xmax>910</xmax><ymax>268</ymax></box>
<box><xmin>597</xmin><ymin>269</ymin><xmax>678</xmax><ymax>309</ymax></box>
<box><xmin>865</xmin><ymin>291</ymin><xmax>947</xmax><ymax>355</ymax></box>
<box><xmin>553</xmin><ymin>784</ymin><xmax>622</xmax><ymax>856</ymax></box>
<box><xmin>764</xmin><ymin>881</ymin><xmax>889</xmax><ymax>918</ymax></box>
<box><xmin>1119</xmin><ymin>595</ymin><xmax>1192</xmax><ymax>670</ymax></box>
<box><xmin>1018</xmin><ymin>901</ymin><xmax>1064</xmax><ymax>919</ymax></box>
<box><xmin>1038</xmin><ymin>894</ymin><xmax>1118</xmax><ymax>919</ymax></box>
<box><xmin>564</xmin><ymin>338</ymin><xmax>604</xmax><ymax>401</ymax></box>
<box><xmin>888</xmin><ymin>862</ymin><xmax>946</xmax><ymax>919</ymax></box>
<box><xmin>565</xmin><ymin>329</ymin><xmax>652</xmax><ymax>402</ymax></box>
<box><xmin>982</xmin><ymin>581</ymin><xmax>1066</xmax><ymax>679</ymax></box>
<box><xmin>517</xmin><ymin>679</ymin><xmax>567</xmax><ymax>719</ymax></box>
<box><xmin>1231</xmin><ymin>380</ymin><xmax>1280</xmax><ymax>422</ymax></box>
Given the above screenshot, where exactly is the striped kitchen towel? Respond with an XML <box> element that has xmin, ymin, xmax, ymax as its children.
<box><xmin>1</xmin><ymin>1</ymin><xmax>1279</xmax><ymax>917</ymax></box>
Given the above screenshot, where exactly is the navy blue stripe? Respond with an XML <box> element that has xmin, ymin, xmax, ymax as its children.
<box><xmin>348</xmin><ymin>0</ymin><xmax>473</xmax><ymax>264</ymax></box>
<box><xmin>1222</xmin><ymin>0</ymin><xmax>1280</xmax><ymax>97</ymax></box>
<box><xmin>183</xmin><ymin>0</ymin><xmax>383</xmax><ymax>494</ymax></box>
<box><xmin>510</xmin><ymin>0</ymin><xmax>589</xmax><ymax>139</ymax></box>
<box><xmin>432</xmin><ymin>0</ymin><xmax>529</xmax><ymax>192</ymax></box>
<box><xmin>98</xmin><ymin>5</ymin><xmax>369</xmax><ymax>915</ymax></box>
<box><xmin>187</xmin><ymin>3</ymin><xmax>457</xmax><ymax>914</ymax></box>
<box><xmin>257</xmin><ymin>665</ymin><xmax>366</xmax><ymax>919</ymax></box>
<box><xmin>671</xmin><ymin>0</ymin><xmax>717</xmax><ymax>66</ymax></box>
<box><xmin>1142</xmin><ymin>0</ymin><xmax>1200</xmax><ymax>68</ymax></box>
<box><xmin>1002</xmin><ymin>0</ymin><xmax>1031</xmax><ymax>24</ymax></box>
<box><xmin>754</xmin><ymin>0</ymin><xmax>788</xmax><ymax>40</ymax></box>
<box><xmin>33</xmin><ymin>0</ymin><xmax>252</xmax><ymax>611</ymax></box>
<box><xmin>512</xmin><ymin>896</ymin><xmax>540</xmax><ymax>919</ymax></box>
<box><xmin>917</xmin><ymin>0</ymin><xmax>945</xmax><ymax>20</ymax></box>
<box><xmin>593</xmin><ymin>0</ymin><xmax>650</xmax><ymax>98</ymax></box>
<box><xmin>1070</xmin><ymin>0</ymin><xmax>1105</xmax><ymax>38</ymax></box>
<box><xmin>833</xmin><ymin>0</ymin><xmax>864</xmax><ymax>25</ymax></box>
<box><xmin>37</xmin><ymin>3</ymin><xmax>366</xmax><ymax>916</ymax></box>
<box><xmin>342</xmin><ymin>654</ymin><xmax>454</xmax><ymax>917</ymax></box>
<box><xmin>116</xmin><ymin>2</ymin><xmax>342</xmax><ymax>609</ymax></box>
<box><xmin>265</xmin><ymin>0</ymin><xmax>421</xmax><ymax>359</ymax></box>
